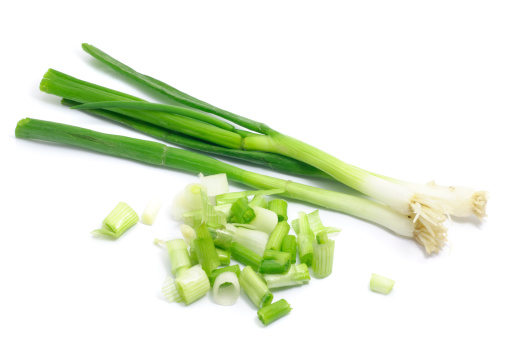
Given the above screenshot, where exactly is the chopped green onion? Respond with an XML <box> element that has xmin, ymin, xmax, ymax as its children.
<box><xmin>265</xmin><ymin>221</ymin><xmax>290</xmax><ymax>251</ymax></box>
<box><xmin>291</xmin><ymin>210</ymin><xmax>341</xmax><ymax>236</ymax></box>
<box><xmin>257</xmin><ymin>299</ymin><xmax>292</xmax><ymax>325</ymax></box>
<box><xmin>140</xmin><ymin>198</ymin><xmax>162</xmax><ymax>225</ymax></box>
<box><xmin>216</xmin><ymin>247</ymin><xmax>231</xmax><ymax>266</ymax></box>
<box><xmin>188</xmin><ymin>240</ymin><xmax>199</xmax><ymax>266</ymax></box>
<box><xmin>194</xmin><ymin>224</ymin><xmax>221</xmax><ymax>276</ymax></box>
<box><xmin>161</xmin><ymin>275</ymin><xmax>183</xmax><ymax>303</ymax></box>
<box><xmin>171</xmin><ymin>183</ymin><xmax>202</xmax><ymax>221</ymax></box>
<box><xmin>214</xmin><ymin>203</ymin><xmax>232</xmax><ymax>218</ymax></box>
<box><xmin>200</xmin><ymin>173</ymin><xmax>229</xmax><ymax>205</ymax></box>
<box><xmin>281</xmin><ymin>235</ymin><xmax>297</xmax><ymax>264</ymax></box>
<box><xmin>239</xmin><ymin>266</ymin><xmax>273</xmax><ymax>308</ymax></box>
<box><xmin>210</xmin><ymin>265</ymin><xmax>241</xmax><ymax>286</ymax></box>
<box><xmin>211</xmin><ymin>226</ymin><xmax>235</xmax><ymax>250</ymax></box>
<box><xmin>316</xmin><ymin>231</ymin><xmax>329</xmax><ymax>244</ymax></box>
<box><xmin>237</xmin><ymin>207</ymin><xmax>278</xmax><ymax>235</ymax></box>
<box><xmin>230</xmin><ymin>227</ymin><xmax>269</xmax><ymax>256</ymax></box>
<box><xmin>175</xmin><ymin>265</ymin><xmax>211</xmax><ymax>305</ymax></box>
<box><xmin>263</xmin><ymin>263</ymin><xmax>310</xmax><ymax>289</ymax></box>
<box><xmin>212</xmin><ymin>271</ymin><xmax>241</xmax><ymax>306</ymax></box>
<box><xmin>296</xmin><ymin>212</ymin><xmax>314</xmax><ymax>266</ymax></box>
<box><xmin>182</xmin><ymin>209</ymin><xmax>203</xmax><ymax>227</ymax></box>
<box><xmin>166</xmin><ymin>239</ymin><xmax>192</xmax><ymax>277</ymax></box>
<box><xmin>200</xmin><ymin>189</ymin><xmax>227</xmax><ymax>225</ymax></box>
<box><xmin>215</xmin><ymin>188</ymin><xmax>285</xmax><ymax>205</ymax></box>
<box><xmin>267</xmin><ymin>199</ymin><xmax>288</xmax><ymax>222</ymax></box>
<box><xmin>231</xmin><ymin>197</ymin><xmax>256</xmax><ymax>224</ymax></box>
<box><xmin>91</xmin><ymin>202</ymin><xmax>138</xmax><ymax>238</ymax></box>
<box><xmin>311</xmin><ymin>239</ymin><xmax>335</xmax><ymax>279</ymax></box>
<box><xmin>230</xmin><ymin>242</ymin><xmax>263</xmax><ymax>272</ymax></box>
<box><xmin>259</xmin><ymin>250</ymin><xmax>291</xmax><ymax>274</ymax></box>
<box><xmin>370</xmin><ymin>273</ymin><xmax>395</xmax><ymax>294</ymax></box>
<box><xmin>248</xmin><ymin>194</ymin><xmax>268</xmax><ymax>208</ymax></box>
<box><xmin>180</xmin><ymin>224</ymin><xmax>197</xmax><ymax>245</ymax></box>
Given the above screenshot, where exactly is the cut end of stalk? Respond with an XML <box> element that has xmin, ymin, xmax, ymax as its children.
<box><xmin>410</xmin><ymin>199</ymin><xmax>448</xmax><ymax>254</ymax></box>
<box><xmin>472</xmin><ymin>191</ymin><xmax>488</xmax><ymax>219</ymax></box>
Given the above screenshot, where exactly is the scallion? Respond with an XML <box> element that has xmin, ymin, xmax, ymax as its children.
<box><xmin>91</xmin><ymin>202</ymin><xmax>138</xmax><ymax>239</ymax></box>
<box><xmin>257</xmin><ymin>299</ymin><xmax>292</xmax><ymax>325</ymax></box>
<box><xmin>212</xmin><ymin>271</ymin><xmax>241</xmax><ymax>306</ymax></box>
<box><xmin>263</xmin><ymin>263</ymin><xmax>311</xmax><ymax>289</ymax></box>
<box><xmin>265</xmin><ymin>221</ymin><xmax>290</xmax><ymax>251</ymax></box>
<box><xmin>230</xmin><ymin>242</ymin><xmax>263</xmax><ymax>272</ymax></box>
<box><xmin>267</xmin><ymin>199</ymin><xmax>288</xmax><ymax>222</ymax></box>
<box><xmin>239</xmin><ymin>266</ymin><xmax>273</xmax><ymax>308</ymax></box>
<box><xmin>210</xmin><ymin>265</ymin><xmax>241</xmax><ymax>286</ymax></box>
<box><xmin>175</xmin><ymin>265</ymin><xmax>211</xmax><ymax>305</ymax></box>
<box><xmin>281</xmin><ymin>235</ymin><xmax>297</xmax><ymax>264</ymax></box>
<box><xmin>370</xmin><ymin>273</ymin><xmax>395</xmax><ymax>295</ymax></box>
<box><xmin>259</xmin><ymin>250</ymin><xmax>291</xmax><ymax>274</ymax></box>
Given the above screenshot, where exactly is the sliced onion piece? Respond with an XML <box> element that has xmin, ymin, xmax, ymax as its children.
<box><xmin>141</xmin><ymin>198</ymin><xmax>162</xmax><ymax>225</ymax></box>
<box><xmin>212</xmin><ymin>271</ymin><xmax>240</xmax><ymax>306</ymax></box>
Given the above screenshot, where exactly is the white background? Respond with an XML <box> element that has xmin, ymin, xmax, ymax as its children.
<box><xmin>1</xmin><ymin>1</ymin><xmax>507</xmax><ymax>336</ymax></box>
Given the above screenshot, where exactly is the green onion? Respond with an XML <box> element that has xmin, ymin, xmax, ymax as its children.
<box><xmin>259</xmin><ymin>250</ymin><xmax>291</xmax><ymax>274</ymax></box>
<box><xmin>311</xmin><ymin>237</ymin><xmax>335</xmax><ymax>279</ymax></box>
<box><xmin>140</xmin><ymin>198</ymin><xmax>162</xmax><ymax>225</ymax></box>
<box><xmin>193</xmin><ymin>224</ymin><xmax>221</xmax><ymax>276</ymax></box>
<box><xmin>265</xmin><ymin>221</ymin><xmax>290</xmax><ymax>251</ymax></box>
<box><xmin>175</xmin><ymin>265</ymin><xmax>211</xmax><ymax>305</ymax></box>
<box><xmin>231</xmin><ymin>197</ymin><xmax>256</xmax><ymax>224</ymax></box>
<box><xmin>267</xmin><ymin>199</ymin><xmax>288</xmax><ymax>222</ymax></box>
<box><xmin>237</xmin><ymin>207</ymin><xmax>278</xmax><ymax>235</ymax></box>
<box><xmin>257</xmin><ymin>299</ymin><xmax>292</xmax><ymax>326</ymax></box>
<box><xmin>161</xmin><ymin>276</ymin><xmax>183</xmax><ymax>303</ymax></box>
<box><xmin>210</xmin><ymin>265</ymin><xmax>241</xmax><ymax>286</ymax></box>
<box><xmin>200</xmin><ymin>189</ymin><xmax>227</xmax><ymax>225</ymax></box>
<box><xmin>91</xmin><ymin>202</ymin><xmax>138</xmax><ymax>238</ymax></box>
<box><xmin>291</xmin><ymin>210</ymin><xmax>341</xmax><ymax>236</ymax></box>
<box><xmin>212</xmin><ymin>271</ymin><xmax>240</xmax><ymax>306</ymax></box>
<box><xmin>248</xmin><ymin>194</ymin><xmax>268</xmax><ymax>208</ymax></box>
<box><xmin>230</xmin><ymin>226</ymin><xmax>269</xmax><ymax>256</ymax></box>
<box><xmin>370</xmin><ymin>273</ymin><xmax>395</xmax><ymax>295</ymax></box>
<box><xmin>216</xmin><ymin>247</ymin><xmax>231</xmax><ymax>266</ymax></box>
<box><xmin>296</xmin><ymin>212</ymin><xmax>314</xmax><ymax>266</ymax></box>
<box><xmin>239</xmin><ymin>266</ymin><xmax>273</xmax><ymax>308</ymax></box>
<box><xmin>281</xmin><ymin>235</ymin><xmax>297</xmax><ymax>264</ymax></box>
<box><xmin>230</xmin><ymin>242</ymin><xmax>263</xmax><ymax>272</ymax></box>
<box><xmin>200</xmin><ymin>173</ymin><xmax>229</xmax><ymax>205</ymax></box>
<box><xmin>215</xmin><ymin>188</ymin><xmax>285</xmax><ymax>205</ymax></box>
<box><xmin>180</xmin><ymin>224</ymin><xmax>197</xmax><ymax>245</ymax></box>
<box><xmin>172</xmin><ymin>183</ymin><xmax>202</xmax><ymax>221</ymax></box>
<box><xmin>263</xmin><ymin>263</ymin><xmax>310</xmax><ymax>289</ymax></box>
<box><xmin>210</xmin><ymin>226</ymin><xmax>235</xmax><ymax>250</ymax></box>
<box><xmin>16</xmin><ymin>119</ymin><xmax>438</xmax><ymax>252</ymax></box>
<box><xmin>166</xmin><ymin>239</ymin><xmax>192</xmax><ymax>277</ymax></box>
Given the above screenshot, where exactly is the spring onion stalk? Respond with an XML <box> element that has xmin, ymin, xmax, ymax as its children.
<box><xmin>200</xmin><ymin>189</ymin><xmax>227</xmax><ymax>225</ymax></box>
<box><xmin>216</xmin><ymin>247</ymin><xmax>231</xmax><ymax>266</ymax></box>
<box><xmin>210</xmin><ymin>226</ymin><xmax>235</xmax><ymax>250</ymax></box>
<box><xmin>161</xmin><ymin>275</ymin><xmax>183</xmax><ymax>303</ymax></box>
<box><xmin>230</xmin><ymin>227</ymin><xmax>269</xmax><ymax>256</ymax></box>
<box><xmin>141</xmin><ymin>198</ymin><xmax>162</xmax><ymax>225</ymax></box>
<box><xmin>291</xmin><ymin>210</ymin><xmax>341</xmax><ymax>236</ymax></box>
<box><xmin>230</xmin><ymin>242</ymin><xmax>263</xmax><ymax>271</ymax></box>
<box><xmin>214</xmin><ymin>203</ymin><xmax>232</xmax><ymax>218</ymax></box>
<box><xmin>257</xmin><ymin>299</ymin><xmax>292</xmax><ymax>325</ymax></box>
<box><xmin>189</xmin><ymin>241</ymin><xmax>199</xmax><ymax>266</ymax></box>
<box><xmin>281</xmin><ymin>235</ymin><xmax>297</xmax><ymax>264</ymax></box>
<box><xmin>171</xmin><ymin>183</ymin><xmax>202</xmax><ymax>221</ymax></box>
<box><xmin>210</xmin><ymin>265</ymin><xmax>241</xmax><ymax>286</ymax></box>
<box><xmin>230</xmin><ymin>197</ymin><xmax>256</xmax><ymax>224</ymax></box>
<box><xmin>80</xmin><ymin>44</ymin><xmax>458</xmax><ymax>252</ymax></box>
<box><xmin>63</xmin><ymin>98</ymin><xmax>331</xmax><ymax>181</ymax></box>
<box><xmin>216</xmin><ymin>188</ymin><xmax>285</xmax><ymax>206</ymax></box>
<box><xmin>41</xmin><ymin>69</ymin><xmax>242</xmax><ymax>150</ymax></box>
<box><xmin>182</xmin><ymin>210</ymin><xmax>204</xmax><ymax>227</ymax></box>
<box><xmin>311</xmin><ymin>234</ymin><xmax>335</xmax><ymax>279</ymax></box>
<box><xmin>200</xmin><ymin>173</ymin><xmax>229</xmax><ymax>205</ymax></box>
<box><xmin>370</xmin><ymin>273</ymin><xmax>395</xmax><ymax>294</ymax></box>
<box><xmin>175</xmin><ymin>265</ymin><xmax>211</xmax><ymax>305</ymax></box>
<box><xmin>180</xmin><ymin>224</ymin><xmax>196</xmax><ymax>245</ymax></box>
<box><xmin>194</xmin><ymin>224</ymin><xmax>221</xmax><ymax>276</ymax></box>
<box><xmin>16</xmin><ymin>119</ymin><xmax>445</xmax><ymax>253</ymax></box>
<box><xmin>296</xmin><ymin>212</ymin><xmax>314</xmax><ymax>266</ymax></box>
<box><xmin>91</xmin><ymin>202</ymin><xmax>138</xmax><ymax>238</ymax></box>
<box><xmin>237</xmin><ymin>207</ymin><xmax>278</xmax><ymax>235</ymax></box>
<box><xmin>259</xmin><ymin>250</ymin><xmax>291</xmax><ymax>274</ymax></box>
<box><xmin>267</xmin><ymin>199</ymin><xmax>288</xmax><ymax>222</ymax></box>
<box><xmin>166</xmin><ymin>239</ymin><xmax>192</xmax><ymax>277</ymax></box>
<box><xmin>249</xmin><ymin>194</ymin><xmax>268</xmax><ymax>208</ymax></box>
<box><xmin>265</xmin><ymin>221</ymin><xmax>290</xmax><ymax>251</ymax></box>
<box><xmin>212</xmin><ymin>271</ymin><xmax>241</xmax><ymax>306</ymax></box>
<box><xmin>263</xmin><ymin>263</ymin><xmax>310</xmax><ymax>289</ymax></box>
<box><xmin>239</xmin><ymin>266</ymin><xmax>273</xmax><ymax>308</ymax></box>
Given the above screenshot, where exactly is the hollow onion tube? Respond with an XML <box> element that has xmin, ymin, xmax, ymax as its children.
<box><xmin>263</xmin><ymin>263</ymin><xmax>310</xmax><ymax>289</ymax></box>
<box><xmin>257</xmin><ymin>299</ymin><xmax>292</xmax><ymax>326</ymax></box>
<box><xmin>175</xmin><ymin>265</ymin><xmax>211</xmax><ymax>305</ymax></box>
<box><xmin>78</xmin><ymin>45</ymin><xmax>456</xmax><ymax>252</ymax></box>
<box><xmin>265</xmin><ymin>221</ymin><xmax>290</xmax><ymax>251</ymax></box>
<box><xmin>210</xmin><ymin>265</ymin><xmax>241</xmax><ymax>286</ymax></box>
<box><xmin>239</xmin><ymin>266</ymin><xmax>273</xmax><ymax>308</ymax></box>
<box><xmin>91</xmin><ymin>202</ymin><xmax>138</xmax><ymax>238</ymax></box>
<box><xmin>161</xmin><ymin>275</ymin><xmax>183</xmax><ymax>303</ymax></box>
<box><xmin>292</xmin><ymin>210</ymin><xmax>341</xmax><ymax>236</ymax></box>
<box><xmin>229</xmin><ymin>226</ymin><xmax>269</xmax><ymax>256</ymax></box>
<box><xmin>193</xmin><ymin>225</ymin><xmax>221</xmax><ymax>276</ymax></box>
<box><xmin>230</xmin><ymin>197</ymin><xmax>256</xmax><ymax>224</ymax></box>
<box><xmin>296</xmin><ymin>212</ymin><xmax>314</xmax><ymax>266</ymax></box>
<box><xmin>370</xmin><ymin>273</ymin><xmax>395</xmax><ymax>294</ymax></box>
<box><xmin>166</xmin><ymin>239</ymin><xmax>192</xmax><ymax>277</ymax></box>
<box><xmin>230</xmin><ymin>242</ymin><xmax>262</xmax><ymax>271</ymax></box>
<box><xmin>16</xmin><ymin>118</ymin><xmax>444</xmax><ymax>253</ymax></box>
<box><xmin>281</xmin><ymin>235</ymin><xmax>297</xmax><ymax>264</ymax></box>
<box><xmin>267</xmin><ymin>199</ymin><xmax>288</xmax><ymax>222</ymax></box>
<box><xmin>259</xmin><ymin>250</ymin><xmax>291</xmax><ymax>274</ymax></box>
<box><xmin>311</xmin><ymin>235</ymin><xmax>335</xmax><ymax>278</ymax></box>
<box><xmin>212</xmin><ymin>271</ymin><xmax>241</xmax><ymax>306</ymax></box>
<box><xmin>248</xmin><ymin>194</ymin><xmax>268</xmax><ymax>208</ymax></box>
<box><xmin>237</xmin><ymin>207</ymin><xmax>278</xmax><ymax>235</ymax></box>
